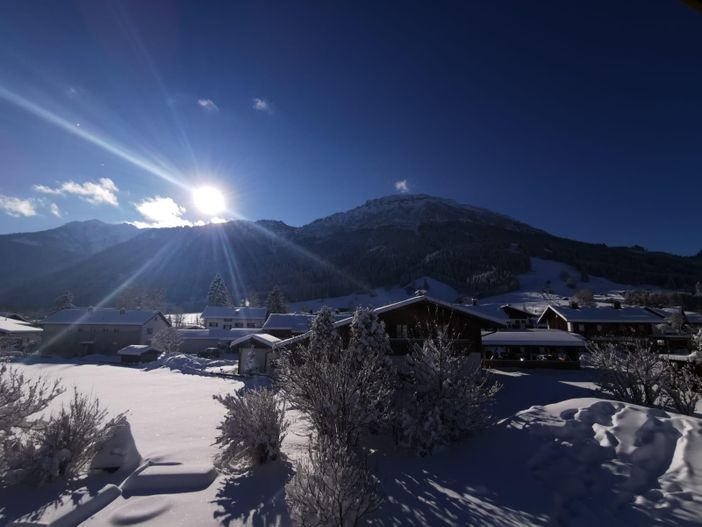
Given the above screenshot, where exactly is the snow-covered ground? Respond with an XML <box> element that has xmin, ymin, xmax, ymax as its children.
<box><xmin>2</xmin><ymin>362</ymin><xmax>700</xmax><ymax>526</ymax></box>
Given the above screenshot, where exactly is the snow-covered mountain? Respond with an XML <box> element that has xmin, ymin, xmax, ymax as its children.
<box><xmin>303</xmin><ymin>194</ymin><xmax>539</xmax><ymax>235</ymax></box>
<box><xmin>0</xmin><ymin>195</ymin><xmax>700</xmax><ymax>311</ymax></box>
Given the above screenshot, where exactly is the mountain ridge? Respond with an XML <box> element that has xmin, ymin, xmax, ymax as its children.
<box><xmin>0</xmin><ymin>194</ymin><xmax>699</xmax><ymax>312</ymax></box>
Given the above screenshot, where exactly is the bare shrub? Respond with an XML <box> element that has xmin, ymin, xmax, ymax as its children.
<box><xmin>395</xmin><ymin>328</ymin><xmax>501</xmax><ymax>455</ymax></box>
<box><xmin>662</xmin><ymin>362</ymin><xmax>701</xmax><ymax>416</ymax></box>
<box><xmin>30</xmin><ymin>389</ymin><xmax>125</xmax><ymax>483</ymax></box>
<box><xmin>152</xmin><ymin>327</ymin><xmax>183</xmax><ymax>355</ymax></box>
<box><xmin>285</xmin><ymin>437</ymin><xmax>382</xmax><ymax>527</ymax></box>
<box><xmin>588</xmin><ymin>340</ymin><xmax>665</xmax><ymax>407</ymax></box>
<box><xmin>214</xmin><ymin>387</ymin><xmax>288</xmax><ymax>469</ymax></box>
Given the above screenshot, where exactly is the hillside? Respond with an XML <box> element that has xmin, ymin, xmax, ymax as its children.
<box><xmin>1</xmin><ymin>195</ymin><xmax>700</xmax><ymax>311</ymax></box>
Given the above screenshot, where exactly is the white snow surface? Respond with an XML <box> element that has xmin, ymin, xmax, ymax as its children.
<box><xmin>2</xmin><ymin>363</ymin><xmax>701</xmax><ymax>526</ymax></box>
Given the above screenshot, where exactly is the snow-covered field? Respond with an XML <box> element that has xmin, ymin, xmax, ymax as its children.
<box><xmin>1</xmin><ymin>362</ymin><xmax>701</xmax><ymax>526</ymax></box>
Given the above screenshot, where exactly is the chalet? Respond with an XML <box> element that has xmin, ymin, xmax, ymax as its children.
<box><xmin>465</xmin><ymin>304</ymin><xmax>537</xmax><ymax>329</ymax></box>
<box><xmin>201</xmin><ymin>306</ymin><xmax>267</xmax><ymax>329</ymax></box>
<box><xmin>0</xmin><ymin>316</ymin><xmax>43</xmax><ymax>352</ymax></box>
<box><xmin>646</xmin><ymin>307</ymin><xmax>702</xmax><ymax>331</ymax></box>
<box><xmin>230</xmin><ymin>333</ymin><xmax>281</xmax><ymax>374</ymax></box>
<box><xmin>278</xmin><ymin>295</ymin><xmax>506</xmax><ymax>358</ymax></box>
<box><xmin>40</xmin><ymin>307</ymin><xmax>170</xmax><ymax>357</ymax></box>
<box><xmin>482</xmin><ymin>329</ymin><xmax>587</xmax><ymax>369</ymax></box>
<box><xmin>117</xmin><ymin>344</ymin><xmax>159</xmax><ymax>364</ymax></box>
<box><xmin>537</xmin><ymin>304</ymin><xmax>661</xmax><ymax>340</ymax></box>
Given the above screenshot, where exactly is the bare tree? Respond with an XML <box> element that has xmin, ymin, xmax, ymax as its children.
<box><xmin>151</xmin><ymin>327</ymin><xmax>183</xmax><ymax>355</ymax></box>
<box><xmin>285</xmin><ymin>436</ymin><xmax>383</xmax><ymax>527</ymax></box>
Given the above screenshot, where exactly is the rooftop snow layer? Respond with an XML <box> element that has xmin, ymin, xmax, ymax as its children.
<box><xmin>42</xmin><ymin>308</ymin><xmax>163</xmax><ymax>326</ymax></box>
<box><xmin>542</xmin><ymin>305</ymin><xmax>662</xmax><ymax>324</ymax></box>
<box><xmin>0</xmin><ymin>317</ymin><xmax>43</xmax><ymax>334</ymax></box>
<box><xmin>482</xmin><ymin>329</ymin><xmax>588</xmax><ymax>347</ymax></box>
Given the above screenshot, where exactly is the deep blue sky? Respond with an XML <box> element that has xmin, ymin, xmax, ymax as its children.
<box><xmin>0</xmin><ymin>1</ymin><xmax>700</xmax><ymax>254</ymax></box>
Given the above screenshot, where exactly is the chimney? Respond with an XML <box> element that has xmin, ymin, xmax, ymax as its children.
<box><xmin>569</xmin><ymin>301</ymin><xmax>579</xmax><ymax>309</ymax></box>
<box><xmin>472</xmin><ymin>298</ymin><xmax>479</xmax><ymax>306</ymax></box>
<box><xmin>613</xmin><ymin>300</ymin><xmax>622</xmax><ymax>310</ymax></box>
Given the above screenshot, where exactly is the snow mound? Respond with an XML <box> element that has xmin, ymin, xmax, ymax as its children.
<box><xmin>121</xmin><ymin>463</ymin><xmax>217</xmax><ymax>496</ymax></box>
<box><xmin>107</xmin><ymin>496</ymin><xmax>173</xmax><ymax>525</ymax></box>
<box><xmin>155</xmin><ymin>353</ymin><xmax>237</xmax><ymax>376</ymax></box>
<box><xmin>519</xmin><ymin>398</ymin><xmax>702</xmax><ymax>525</ymax></box>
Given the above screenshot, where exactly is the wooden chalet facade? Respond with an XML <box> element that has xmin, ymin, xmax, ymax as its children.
<box><xmin>537</xmin><ymin>304</ymin><xmax>662</xmax><ymax>341</ymax></box>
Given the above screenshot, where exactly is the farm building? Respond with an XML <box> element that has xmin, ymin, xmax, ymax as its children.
<box><xmin>482</xmin><ymin>329</ymin><xmax>587</xmax><ymax>368</ymax></box>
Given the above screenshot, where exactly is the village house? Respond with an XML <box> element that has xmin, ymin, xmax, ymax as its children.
<box><xmin>537</xmin><ymin>303</ymin><xmax>662</xmax><ymax>341</ymax></box>
<box><xmin>278</xmin><ymin>295</ymin><xmax>506</xmax><ymax>359</ymax></box>
<box><xmin>482</xmin><ymin>329</ymin><xmax>587</xmax><ymax>369</ymax></box>
<box><xmin>261</xmin><ymin>312</ymin><xmax>351</xmax><ymax>339</ymax></box>
<box><xmin>40</xmin><ymin>307</ymin><xmax>170</xmax><ymax>357</ymax></box>
<box><xmin>201</xmin><ymin>306</ymin><xmax>267</xmax><ymax>329</ymax></box>
<box><xmin>0</xmin><ymin>316</ymin><xmax>43</xmax><ymax>352</ymax></box>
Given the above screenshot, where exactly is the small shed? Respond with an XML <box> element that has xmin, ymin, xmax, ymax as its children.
<box><xmin>230</xmin><ymin>333</ymin><xmax>281</xmax><ymax>374</ymax></box>
<box><xmin>118</xmin><ymin>344</ymin><xmax>159</xmax><ymax>364</ymax></box>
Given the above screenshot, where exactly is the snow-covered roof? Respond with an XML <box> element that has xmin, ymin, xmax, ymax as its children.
<box><xmin>482</xmin><ymin>329</ymin><xmax>588</xmax><ymax>348</ymax></box>
<box><xmin>201</xmin><ymin>306</ymin><xmax>267</xmax><ymax>320</ymax></box>
<box><xmin>263</xmin><ymin>313</ymin><xmax>316</xmax><ymax>332</ymax></box>
<box><xmin>177</xmin><ymin>328</ymin><xmax>260</xmax><ymax>341</ymax></box>
<box><xmin>262</xmin><ymin>312</ymin><xmax>350</xmax><ymax>332</ymax></box>
<box><xmin>0</xmin><ymin>317</ymin><xmax>43</xmax><ymax>334</ymax></box>
<box><xmin>230</xmin><ymin>333</ymin><xmax>281</xmax><ymax>348</ymax></box>
<box><xmin>42</xmin><ymin>308</ymin><xmax>166</xmax><ymax>326</ymax></box>
<box><xmin>118</xmin><ymin>344</ymin><xmax>156</xmax><ymax>356</ymax></box>
<box><xmin>646</xmin><ymin>307</ymin><xmax>702</xmax><ymax>325</ymax></box>
<box><xmin>538</xmin><ymin>305</ymin><xmax>661</xmax><ymax>325</ymax></box>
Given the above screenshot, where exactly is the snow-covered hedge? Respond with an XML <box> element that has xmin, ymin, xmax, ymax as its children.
<box><xmin>214</xmin><ymin>387</ymin><xmax>288</xmax><ymax>468</ymax></box>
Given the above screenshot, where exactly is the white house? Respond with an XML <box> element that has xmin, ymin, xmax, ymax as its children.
<box><xmin>201</xmin><ymin>306</ymin><xmax>267</xmax><ymax>330</ymax></box>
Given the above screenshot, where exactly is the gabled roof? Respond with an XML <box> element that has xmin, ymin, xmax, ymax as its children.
<box><xmin>230</xmin><ymin>333</ymin><xmax>281</xmax><ymax>348</ymax></box>
<box><xmin>0</xmin><ymin>317</ymin><xmax>43</xmax><ymax>334</ymax></box>
<box><xmin>646</xmin><ymin>307</ymin><xmax>702</xmax><ymax>325</ymax></box>
<box><xmin>538</xmin><ymin>304</ymin><xmax>661</xmax><ymax>325</ymax></box>
<box><xmin>201</xmin><ymin>306</ymin><xmax>267</xmax><ymax>320</ymax></box>
<box><xmin>482</xmin><ymin>329</ymin><xmax>587</xmax><ymax>348</ymax></box>
<box><xmin>333</xmin><ymin>295</ymin><xmax>508</xmax><ymax>328</ymax></box>
<box><xmin>118</xmin><ymin>344</ymin><xmax>156</xmax><ymax>356</ymax></box>
<box><xmin>42</xmin><ymin>308</ymin><xmax>167</xmax><ymax>327</ymax></box>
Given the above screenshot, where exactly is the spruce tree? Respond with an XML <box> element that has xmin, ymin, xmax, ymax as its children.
<box><xmin>265</xmin><ymin>285</ymin><xmax>288</xmax><ymax>315</ymax></box>
<box><xmin>207</xmin><ymin>273</ymin><xmax>232</xmax><ymax>307</ymax></box>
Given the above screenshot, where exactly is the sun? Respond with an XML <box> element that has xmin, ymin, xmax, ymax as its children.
<box><xmin>192</xmin><ymin>186</ymin><xmax>226</xmax><ymax>216</ymax></box>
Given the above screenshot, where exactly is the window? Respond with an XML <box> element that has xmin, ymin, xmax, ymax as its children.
<box><xmin>209</xmin><ymin>322</ymin><xmax>218</xmax><ymax>328</ymax></box>
<box><xmin>578</xmin><ymin>324</ymin><xmax>585</xmax><ymax>332</ymax></box>
<box><xmin>224</xmin><ymin>318</ymin><xmax>233</xmax><ymax>322</ymax></box>
<box><xmin>235</xmin><ymin>322</ymin><xmax>243</xmax><ymax>328</ymax></box>
<box><xmin>147</xmin><ymin>327</ymin><xmax>153</xmax><ymax>335</ymax></box>
<box><xmin>596</xmin><ymin>324</ymin><xmax>603</xmax><ymax>332</ymax></box>
<box><xmin>223</xmin><ymin>324</ymin><xmax>232</xmax><ymax>330</ymax></box>
<box><xmin>396</xmin><ymin>324</ymin><xmax>408</xmax><ymax>338</ymax></box>
<box><xmin>113</xmin><ymin>328</ymin><xmax>119</xmax><ymax>333</ymax></box>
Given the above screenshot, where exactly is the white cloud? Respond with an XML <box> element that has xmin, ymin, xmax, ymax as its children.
<box><xmin>394</xmin><ymin>179</ymin><xmax>409</xmax><ymax>193</ymax></box>
<box><xmin>132</xmin><ymin>196</ymin><xmax>192</xmax><ymax>229</ymax></box>
<box><xmin>49</xmin><ymin>203</ymin><xmax>62</xmax><ymax>217</ymax></box>
<box><xmin>0</xmin><ymin>195</ymin><xmax>37</xmax><ymax>217</ymax></box>
<box><xmin>252</xmin><ymin>97</ymin><xmax>272</xmax><ymax>113</ymax></box>
<box><xmin>33</xmin><ymin>178</ymin><xmax>119</xmax><ymax>206</ymax></box>
<box><xmin>197</xmin><ymin>99</ymin><xmax>220</xmax><ymax>112</ymax></box>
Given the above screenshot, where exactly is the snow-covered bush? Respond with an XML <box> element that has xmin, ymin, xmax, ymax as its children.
<box><xmin>588</xmin><ymin>340</ymin><xmax>667</xmax><ymax>407</ymax></box>
<box><xmin>1</xmin><ymin>364</ymin><xmax>63</xmax><ymax>486</ymax></box>
<box><xmin>213</xmin><ymin>387</ymin><xmax>288</xmax><ymax>468</ymax></box>
<box><xmin>277</xmin><ymin>307</ymin><xmax>393</xmax><ymax>446</ymax></box>
<box><xmin>151</xmin><ymin>326</ymin><xmax>183</xmax><ymax>355</ymax></box>
<box><xmin>394</xmin><ymin>328</ymin><xmax>501</xmax><ymax>456</ymax></box>
<box><xmin>662</xmin><ymin>362</ymin><xmax>701</xmax><ymax>416</ymax></box>
<box><xmin>285</xmin><ymin>437</ymin><xmax>382</xmax><ymax>527</ymax></box>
